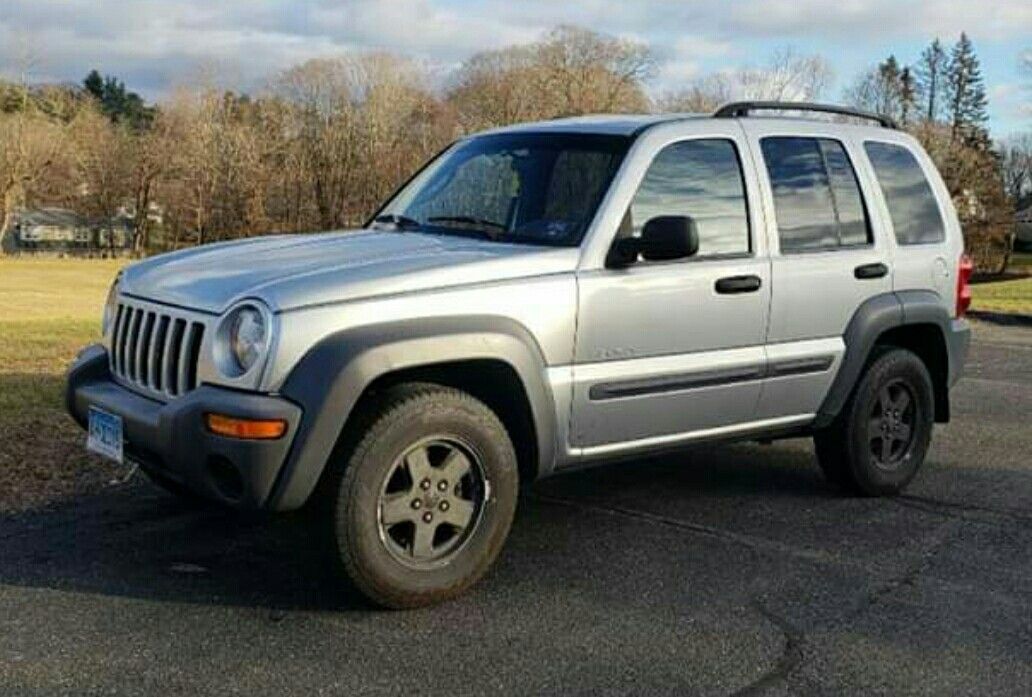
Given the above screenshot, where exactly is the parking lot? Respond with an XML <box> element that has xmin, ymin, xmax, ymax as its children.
<box><xmin>1</xmin><ymin>322</ymin><xmax>1030</xmax><ymax>696</ymax></box>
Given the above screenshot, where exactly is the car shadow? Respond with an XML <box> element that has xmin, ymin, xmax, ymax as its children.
<box><xmin>0</xmin><ymin>439</ymin><xmax>831</xmax><ymax>614</ymax></box>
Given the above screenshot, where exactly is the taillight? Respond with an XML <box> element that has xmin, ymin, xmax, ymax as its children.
<box><xmin>956</xmin><ymin>253</ymin><xmax>973</xmax><ymax>317</ymax></box>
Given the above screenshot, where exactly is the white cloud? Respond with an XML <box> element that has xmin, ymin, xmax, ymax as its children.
<box><xmin>0</xmin><ymin>0</ymin><xmax>1028</xmax><ymax>102</ymax></box>
<box><xmin>729</xmin><ymin>0</ymin><xmax>1032</xmax><ymax>39</ymax></box>
<box><xmin>654</xmin><ymin>36</ymin><xmax>733</xmax><ymax>90</ymax></box>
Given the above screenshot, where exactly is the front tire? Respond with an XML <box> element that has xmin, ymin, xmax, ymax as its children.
<box><xmin>815</xmin><ymin>347</ymin><xmax>934</xmax><ymax>496</ymax></box>
<box><xmin>329</xmin><ymin>383</ymin><xmax>518</xmax><ymax>609</ymax></box>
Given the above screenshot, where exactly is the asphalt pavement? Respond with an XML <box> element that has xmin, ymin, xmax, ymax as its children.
<box><xmin>2</xmin><ymin>321</ymin><xmax>1031</xmax><ymax>696</ymax></box>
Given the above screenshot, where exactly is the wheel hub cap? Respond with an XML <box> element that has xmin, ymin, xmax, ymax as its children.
<box><xmin>377</xmin><ymin>438</ymin><xmax>486</xmax><ymax>568</ymax></box>
<box><xmin>869</xmin><ymin>379</ymin><xmax>917</xmax><ymax>469</ymax></box>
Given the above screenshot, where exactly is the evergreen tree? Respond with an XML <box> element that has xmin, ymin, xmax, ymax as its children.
<box><xmin>81</xmin><ymin>70</ymin><xmax>155</xmax><ymax>131</ymax></box>
<box><xmin>914</xmin><ymin>38</ymin><xmax>947</xmax><ymax>122</ymax></box>
<box><xmin>83</xmin><ymin>69</ymin><xmax>105</xmax><ymax>102</ymax></box>
<box><xmin>898</xmin><ymin>67</ymin><xmax>917</xmax><ymax>126</ymax></box>
<box><xmin>946</xmin><ymin>33</ymin><xmax>989</xmax><ymax>141</ymax></box>
<box><xmin>877</xmin><ymin>55</ymin><xmax>902</xmax><ymax>116</ymax></box>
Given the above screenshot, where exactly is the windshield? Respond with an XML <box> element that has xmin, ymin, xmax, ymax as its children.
<box><xmin>371</xmin><ymin>133</ymin><xmax>630</xmax><ymax>247</ymax></box>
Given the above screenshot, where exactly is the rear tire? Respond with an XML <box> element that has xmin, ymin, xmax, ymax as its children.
<box><xmin>814</xmin><ymin>347</ymin><xmax>934</xmax><ymax>496</ymax></box>
<box><xmin>327</xmin><ymin>383</ymin><xmax>519</xmax><ymax>609</ymax></box>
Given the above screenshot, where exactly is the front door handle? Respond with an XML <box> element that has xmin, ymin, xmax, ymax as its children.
<box><xmin>854</xmin><ymin>262</ymin><xmax>889</xmax><ymax>279</ymax></box>
<box><xmin>715</xmin><ymin>275</ymin><xmax>762</xmax><ymax>294</ymax></box>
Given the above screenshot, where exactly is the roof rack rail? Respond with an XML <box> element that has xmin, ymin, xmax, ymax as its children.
<box><xmin>713</xmin><ymin>101</ymin><xmax>898</xmax><ymax>129</ymax></box>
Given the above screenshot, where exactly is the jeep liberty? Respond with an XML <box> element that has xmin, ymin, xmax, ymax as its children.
<box><xmin>67</xmin><ymin>102</ymin><xmax>971</xmax><ymax>608</ymax></box>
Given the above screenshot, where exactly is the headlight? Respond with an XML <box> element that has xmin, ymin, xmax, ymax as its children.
<box><xmin>101</xmin><ymin>277</ymin><xmax>119</xmax><ymax>335</ymax></box>
<box><xmin>225</xmin><ymin>304</ymin><xmax>268</xmax><ymax>375</ymax></box>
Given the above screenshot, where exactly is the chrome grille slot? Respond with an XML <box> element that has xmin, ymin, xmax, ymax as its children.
<box><xmin>108</xmin><ymin>299</ymin><xmax>207</xmax><ymax>400</ymax></box>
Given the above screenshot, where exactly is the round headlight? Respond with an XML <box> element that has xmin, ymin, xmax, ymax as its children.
<box><xmin>229</xmin><ymin>306</ymin><xmax>267</xmax><ymax>373</ymax></box>
<box><xmin>102</xmin><ymin>278</ymin><xmax>119</xmax><ymax>335</ymax></box>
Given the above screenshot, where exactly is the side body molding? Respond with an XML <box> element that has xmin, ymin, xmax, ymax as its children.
<box><xmin>815</xmin><ymin>290</ymin><xmax>963</xmax><ymax>428</ymax></box>
<box><xmin>268</xmin><ymin>316</ymin><xmax>558</xmax><ymax>511</ymax></box>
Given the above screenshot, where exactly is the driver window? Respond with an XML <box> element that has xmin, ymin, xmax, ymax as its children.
<box><xmin>627</xmin><ymin>139</ymin><xmax>751</xmax><ymax>257</ymax></box>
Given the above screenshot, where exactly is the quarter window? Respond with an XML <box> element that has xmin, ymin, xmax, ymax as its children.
<box><xmin>761</xmin><ymin>137</ymin><xmax>872</xmax><ymax>252</ymax></box>
<box><xmin>864</xmin><ymin>141</ymin><xmax>946</xmax><ymax>245</ymax></box>
<box><xmin>628</xmin><ymin>139</ymin><xmax>750</xmax><ymax>257</ymax></box>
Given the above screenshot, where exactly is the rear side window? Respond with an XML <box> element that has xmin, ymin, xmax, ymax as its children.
<box><xmin>628</xmin><ymin>138</ymin><xmax>750</xmax><ymax>257</ymax></box>
<box><xmin>864</xmin><ymin>141</ymin><xmax>945</xmax><ymax>245</ymax></box>
<box><xmin>760</xmin><ymin>137</ymin><xmax>871</xmax><ymax>252</ymax></box>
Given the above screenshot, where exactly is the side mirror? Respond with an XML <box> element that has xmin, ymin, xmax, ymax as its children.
<box><xmin>641</xmin><ymin>215</ymin><xmax>699</xmax><ymax>261</ymax></box>
<box><xmin>605</xmin><ymin>215</ymin><xmax>699</xmax><ymax>268</ymax></box>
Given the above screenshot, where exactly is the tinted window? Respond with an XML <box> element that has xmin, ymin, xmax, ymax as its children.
<box><xmin>864</xmin><ymin>141</ymin><xmax>945</xmax><ymax>245</ymax></box>
<box><xmin>545</xmin><ymin>150</ymin><xmax>618</xmax><ymax>223</ymax></box>
<box><xmin>628</xmin><ymin>139</ymin><xmax>750</xmax><ymax>257</ymax></box>
<box><xmin>379</xmin><ymin>133</ymin><xmax>628</xmax><ymax>246</ymax></box>
<box><xmin>761</xmin><ymin>137</ymin><xmax>871</xmax><ymax>252</ymax></box>
<box><xmin>413</xmin><ymin>152</ymin><xmax>519</xmax><ymax>226</ymax></box>
<box><xmin>821</xmin><ymin>140</ymin><xmax>869</xmax><ymax>246</ymax></box>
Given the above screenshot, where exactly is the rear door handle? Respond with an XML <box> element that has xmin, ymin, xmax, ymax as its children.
<box><xmin>715</xmin><ymin>275</ymin><xmax>762</xmax><ymax>294</ymax></box>
<box><xmin>854</xmin><ymin>262</ymin><xmax>889</xmax><ymax>279</ymax></box>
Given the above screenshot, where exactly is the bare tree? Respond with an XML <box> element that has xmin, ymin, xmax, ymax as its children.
<box><xmin>999</xmin><ymin>134</ymin><xmax>1032</xmax><ymax>204</ymax></box>
<box><xmin>449</xmin><ymin>27</ymin><xmax>654</xmax><ymax>130</ymax></box>
<box><xmin>69</xmin><ymin>106</ymin><xmax>133</xmax><ymax>253</ymax></box>
<box><xmin>270</xmin><ymin>54</ymin><xmax>446</xmax><ymax>231</ymax></box>
<box><xmin>737</xmin><ymin>46</ymin><xmax>833</xmax><ymax>101</ymax></box>
<box><xmin>0</xmin><ymin>83</ymin><xmax>74</xmax><ymax>254</ymax></box>
<box><xmin>658</xmin><ymin>47</ymin><xmax>831</xmax><ymax>114</ymax></box>
<box><xmin>654</xmin><ymin>74</ymin><xmax>734</xmax><ymax>113</ymax></box>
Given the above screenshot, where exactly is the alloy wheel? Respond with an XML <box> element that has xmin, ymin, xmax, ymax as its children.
<box><xmin>868</xmin><ymin>378</ymin><xmax>917</xmax><ymax>469</ymax></box>
<box><xmin>376</xmin><ymin>437</ymin><xmax>487</xmax><ymax>568</ymax></box>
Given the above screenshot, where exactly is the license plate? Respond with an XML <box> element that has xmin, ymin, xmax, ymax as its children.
<box><xmin>87</xmin><ymin>407</ymin><xmax>124</xmax><ymax>464</ymax></box>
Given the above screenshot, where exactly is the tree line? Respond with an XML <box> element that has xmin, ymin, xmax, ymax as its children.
<box><xmin>0</xmin><ymin>26</ymin><xmax>1027</xmax><ymax>271</ymax></box>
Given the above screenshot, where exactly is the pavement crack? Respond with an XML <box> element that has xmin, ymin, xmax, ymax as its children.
<box><xmin>843</xmin><ymin>520</ymin><xmax>956</xmax><ymax>623</ymax></box>
<box><xmin>528</xmin><ymin>493</ymin><xmax>853</xmax><ymax>568</ymax></box>
<box><xmin>732</xmin><ymin>602</ymin><xmax>805</xmax><ymax>696</ymax></box>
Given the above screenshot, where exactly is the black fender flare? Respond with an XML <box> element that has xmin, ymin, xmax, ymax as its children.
<box><xmin>267</xmin><ymin>316</ymin><xmax>557</xmax><ymax>510</ymax></box>
<box><xmin>814</xmin><ymin>290</ymin><xmax>958</xmax><ymax>428</ymax></box>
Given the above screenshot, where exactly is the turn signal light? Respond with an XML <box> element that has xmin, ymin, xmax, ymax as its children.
<box><xmin>205</xmin><ymin>413</ymin><xmax>287</xmax><ymax>440</ymax></box>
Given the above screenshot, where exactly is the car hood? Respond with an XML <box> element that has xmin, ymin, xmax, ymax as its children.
<box><xmin>120</xmin><ymin>230</ymin><xmax>578</xmax><ymax>313</ymax></box>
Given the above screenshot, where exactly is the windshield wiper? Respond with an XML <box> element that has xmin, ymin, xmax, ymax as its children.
<box><xmin>427</xmin><ymin>216</ymin><xmax>508</xmax><ymax>233</ymax></box>
<box><xmin>372</xmin><ymin>214</ymin><xmax>422</xmax><ymax>230</ymax></box>
<box><xmin>419</xmin><ymin>226</ymin><xmax>495</xmax><ymax>241</ymax></box>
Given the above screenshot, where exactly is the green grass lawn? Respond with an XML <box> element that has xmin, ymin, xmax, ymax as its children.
<box><xmin>970</xmin><ymin>276</ymin><xmax>1032</xmax><ymax>315</ymax></box>
<box><xmin>1008</xmin><ymin>252</ymin><xmax>1032</xmax><ymax>273</ymax></box>
<box><xmin>0</xmin><ymin>258</ymin><xmax>125</xmax><ymax>512</ymax></box>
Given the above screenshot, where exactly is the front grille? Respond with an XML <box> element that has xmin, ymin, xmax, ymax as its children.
<box><xmin>109</xmin><ymin>299</ymin><xmax>206</xmax><ymax>399</ymax></box>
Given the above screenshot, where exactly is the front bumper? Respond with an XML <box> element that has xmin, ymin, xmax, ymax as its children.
<box><xmin>66</xmin><ymin>344</ymin><xmax>302</xmax><ymax>508</ymax></box>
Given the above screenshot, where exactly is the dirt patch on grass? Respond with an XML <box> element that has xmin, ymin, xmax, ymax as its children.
<box><xmin>0</xmin><ymin>409</ymin><xmax>124</xmax><ymax>513</ymax></box>
<box><xmin>1</xmin><ymin>261</ymin><xmax>129</xmax><ymax>512</ymax></box>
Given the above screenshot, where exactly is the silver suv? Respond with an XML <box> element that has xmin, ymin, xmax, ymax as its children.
<box><xmin>67</xmin><ymin>102</ymin><xmax>971</xmax><ymax>608</ymax></box>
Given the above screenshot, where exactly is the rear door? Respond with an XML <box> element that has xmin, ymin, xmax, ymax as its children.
<box><xmin>742</xmin><ymin>122</ymin><xmax>892</xmax><ymax>420</ymax></box>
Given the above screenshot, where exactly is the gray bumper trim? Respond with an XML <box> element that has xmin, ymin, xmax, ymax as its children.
<box><xmin>946</xmin><ymin>318</ymin><xmax>971</xmax><ymax>387</ymax></box>
<box><xmin>66</xmin><ymin>344</ymin><xmax>302</xmax><ymax>508</ymax></box>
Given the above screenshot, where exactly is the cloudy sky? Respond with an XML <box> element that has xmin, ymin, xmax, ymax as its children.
<box><xmin>1</xmin><ymin>0</ymin><xmax>1028</xmax><ymax>135</ymax></box>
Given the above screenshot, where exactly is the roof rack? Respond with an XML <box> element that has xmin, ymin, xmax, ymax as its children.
<box><xmin>713</xmin><ymin>101</ymin><xmax>898</xmax><ymax>129</ymax></box>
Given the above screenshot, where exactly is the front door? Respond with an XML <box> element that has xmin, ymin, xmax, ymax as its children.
<box><xmin>570</xmin><ymin>126</ymin><xmax>771</xmax><ymax>456</ymax></box>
